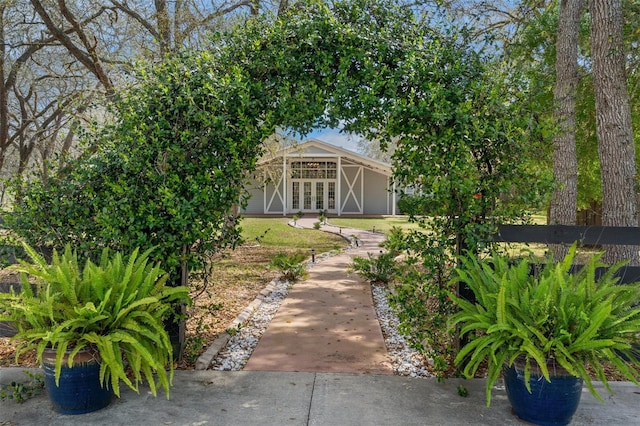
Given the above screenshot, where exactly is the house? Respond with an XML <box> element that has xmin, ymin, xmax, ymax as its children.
<box><xmin>242</xmin><ymin>139</ymin><xmax>398</xmax><ymax>216</ymax></box>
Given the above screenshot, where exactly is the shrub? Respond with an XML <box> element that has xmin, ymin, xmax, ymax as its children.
<box><xmin>270</xmin><ymin>252</ymin><xmax>308</xmax><ymax>282</ymax></box>
<box><xmin>384</xmin><ymin>228</ymin><xmax>458</xmax><ymax>379</ymax></box>
<box><xmin>397</xmin><ymin>194</ymin><xmax>435</xmax><ymax>216</ymax></box>
<box><xmin>350</xmin><ymin>251</ymin><xmax>397</xmax><ymax>284</ymax></box>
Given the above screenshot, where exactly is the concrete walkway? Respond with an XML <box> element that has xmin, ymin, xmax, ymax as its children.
<box><xmin>2</xmin><ymin>368</ymin><xmax>639</xmax><ymax>425</ymax></box>
<box><xmin>244</xmin><ymin>218</ymin><xmax>390</xmax><ymax>374</ymax></box>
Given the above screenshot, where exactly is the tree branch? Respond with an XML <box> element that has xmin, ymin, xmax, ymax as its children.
<box><xmin>30</xmin><ymin>0</ymin><xmax>114</xmax><ymax>94</ymax></box>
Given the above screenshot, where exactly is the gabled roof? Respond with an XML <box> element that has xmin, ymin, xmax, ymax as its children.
<box><xmin>260</xmin><ymin>138</ymin><xmax>392</xmax><ymax>176</ymax></box>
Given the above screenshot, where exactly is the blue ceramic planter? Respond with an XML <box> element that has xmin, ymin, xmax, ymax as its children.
<box><xmin>503</xmin><ymin>359</ymin><xmax>583</xmax><ymax>426</ymax></box>
<box><xmin>42</xmin><ymin>349</ymin><xmax>113</xmax><ymax>415</ymax></box>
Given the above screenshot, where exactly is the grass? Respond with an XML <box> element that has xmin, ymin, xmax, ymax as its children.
<box><xmin>325</xmin><ymin>213</ymin><xmax>590</xmax><ymax>261</ymax></box>
<box><xmin>326</xmin><ymin>217</ymin><xmax>423</xmax><ymax>234</ymax></box>
<box><xmin>327</xmin><ymin>211</ymin><xmax>547</xmax><ymax>234</ymax></box>
<box><xmin>529</xmin><ymin>213</ymin><xmax>547</xmax><ymax>224</ymax></box>
<box><xmin>239</xmin><ymin>217</ymin><xmax>345</xmax><ymax>252</ymax></box>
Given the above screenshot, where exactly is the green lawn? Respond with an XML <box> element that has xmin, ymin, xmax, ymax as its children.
<box><xmin>239</xmin><ymin>217</ymin><xmax>345</xmax><ymax>253</ymax></box>
<box><xmin>238</xmin><ymin>216</ymin><xmax>424</xmax><ymax>256</ymax></box>
<box><xmin>239</xmin><ymin>215</ymin><xmax>550</xmax><ymax>256</ymax></box>
<box><xmin>326</xmin><ymin>217</ymin><xmax>423</xmax><ymax>234</ymax></box>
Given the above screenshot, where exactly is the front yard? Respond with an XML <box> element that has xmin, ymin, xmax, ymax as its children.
<box><xmin>0</xmin><ymin>217</ymin><xmax>348</xmax><ymax>369</ymax></box>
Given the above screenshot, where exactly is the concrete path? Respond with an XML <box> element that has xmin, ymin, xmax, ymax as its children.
<box><xmin>2</xmin><ymin>368</ymin><xmax>639</xmax><ymax>425</ymax></box>
<box><xmin>244</xmin><ymin>218</ymin><xmax>391</xmax><ymax>374</ymax></box>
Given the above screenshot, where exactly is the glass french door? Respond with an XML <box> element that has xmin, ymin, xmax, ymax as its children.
<box><xmin>291</xmin><ymin>180</ymin><xmax>336</xmax><ymax>212</ymax></box>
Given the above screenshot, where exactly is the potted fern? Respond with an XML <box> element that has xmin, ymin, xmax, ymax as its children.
<box><xmin>450</xmin><ymin>244</ymin><xmax>640</xmax><ymax>426</ymax></box>
<box><xmin>0</xmin><ymin>243</ymin><xmax>190</xmax><ymax>414</ymax></box>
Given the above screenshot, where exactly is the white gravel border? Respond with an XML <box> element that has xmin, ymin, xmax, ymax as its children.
<box><xmin>208</xmin><ymin>277</ymin><xmax>292</xmax><ymax>371</ymax></box>
<box><xmin>371</xmin><ymin>284</ymin><xmax>432</xmax><ymax>377</ymax></box>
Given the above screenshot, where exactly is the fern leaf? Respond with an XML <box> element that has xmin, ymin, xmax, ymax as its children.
<box><xmin>571</xmin><ymin>303</ymin><xmax>612</xmax><ymax>348</ymax></box>
<box><xmin>518</xmin><ymin>343</ymin><xmax>549</xmax><ymax>382</ymax></box>
<box><xmin>496</xmin><ymin>275</ymin><xmax>507</xmax><ymax>326</ymax></box>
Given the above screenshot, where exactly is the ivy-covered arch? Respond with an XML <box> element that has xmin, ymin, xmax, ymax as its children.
<box><xmin>7</xmin><ymin>0</ymin><xmax>551</xmax><ymax>366</ymax></box>
<box><xmin>8</xmin><ymin>0</ymin><xmax>549</xmax><ymax>279</ymax></box>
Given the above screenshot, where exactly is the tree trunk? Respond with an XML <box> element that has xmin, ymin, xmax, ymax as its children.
<box><xmin>590</xmin><ymin>0</ymin><xmax>639</xmax><ymax>265</ymax></box>
<box><xmin>549</xmin><ymin>0</ymin><xmax>585</xmax><ymax>260</ymax></box>
<box><xmin>154</xmin><ymin>0</ymin><xmax>172</xmax><ymax>55</ymax></box>
<box><xmin>0</xmin><ymin>6</ymin><xmax>9</xmax><ymax>171</ymax></box>
<box><xmin>166</xmin><ymin>250</ymin><xmax>188</xmax><ymax>361</ymax></box>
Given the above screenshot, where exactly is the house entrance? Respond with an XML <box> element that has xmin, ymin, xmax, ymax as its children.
<box><xmin>289</xmin><ymin>160</ymin><xmax>338</xmax><ymax>213</ymax></box>
<box><xmin>291</xmin><ymin>180</ymin><xmax>336</xmax><ymax>213</ymax></box>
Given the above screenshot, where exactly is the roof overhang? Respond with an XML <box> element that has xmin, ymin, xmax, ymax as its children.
<box><xmin>259</xmin><ymin>138</ymin><xmax>392</xmax><ymax>176</ymax></box>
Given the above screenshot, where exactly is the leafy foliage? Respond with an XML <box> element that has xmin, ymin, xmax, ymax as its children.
<box><xmin>0</xmin><ymin>370</ymin><xmax>44</xmax><ymax>403</ymax></box>
<box><xmin>0</xmin><ymin>243</ymin><xmax>190</xmax><ymax>398</ymax></box>
<box><xmin>1</xmin><ymin>0</ymin><xmax>555</xmax><ymax>377</ymax></box>
<box><xmin>385</xmin><ymin>228</ymin><xmax>458</xmax><ymax>379</ymax></box>
<box><xmin>503</xmin><ymin>0</ymin><xmax>640</xmax><ymax>209</ymax></box>
<box><xmin>7</xmin><ymin>49</ymin><xmax>272</xmax><ymax>273</ymax></box>
<box><xmin>450</xmin><ymin>245</ymin><xmax>640</xmax><ymax>406</ymax></box>
<box><xmin>370</xmin><ymin>24</ymin><xmax>553</xmax><ymax>379</ymax></box>
<box><xmin>350</xmin><ymin>251</ymin><xmax>397</xmax><ymax>284</ymax></box>
<box><xmin>388</xmin><ymin>59</ymin><xmax>552</xmax><ymax>253</ymax></box>
<box><xmin>270</xmin><ymin>252</ymin><xmax>308</xmax><ymax>282</ymax></box>
<box><xmin>4</xmin><ymin>0</ymin><xmax>439</xmax><ymax>277</ymax></box>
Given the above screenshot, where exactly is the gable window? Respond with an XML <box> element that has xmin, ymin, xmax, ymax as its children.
<box><xmin>290</xmin><ymin>161</ymin><xmax>338</xmax><ymax>179</ymax></box>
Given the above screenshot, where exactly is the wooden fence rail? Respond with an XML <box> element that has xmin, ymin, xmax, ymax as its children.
<box><xmin>494</xmin><ymin>224</ymin><xmax>640</xmax><ymax>284</ymax></box>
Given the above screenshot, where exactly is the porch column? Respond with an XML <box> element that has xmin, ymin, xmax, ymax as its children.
<box><xmin>387</xmin><ymin>176</ymin><xmax>395</xmax><ymax>214</ymax></box>
<box><xmin>263</xmin><ymin>168</ymin><xmax>267</xmax><ymax>214</ymax></box>
<box><xmin>282</xmin><ymin>155</ymin><xmax>287</xmax><ymax>216</ymax></box>
<box><xmin>337</xmin><ymin>156</ymin><xmax>342</xmax><ymax>216</ymax></box>
<box><xmin>392</xmin><ymin>180</ymin><xmax>396</xmax><ymax>216</ymax></box>
<box><xmin>360</xmin><ymin>166</ymin><xmax>364</xmax><ymax>214</ymax></box>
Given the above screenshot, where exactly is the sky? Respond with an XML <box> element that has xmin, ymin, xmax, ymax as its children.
<box><xmin>292</xmin><ymin>127</ymin><xmax>364</xmax><ymax>154</ymax></box>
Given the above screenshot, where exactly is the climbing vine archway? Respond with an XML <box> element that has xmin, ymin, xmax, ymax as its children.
<box><xmin>8</xmin><ymin>0</ymin><xmax>549</xmax><ymax>280</ymax></box>
<box><xmin>7</xmin><ymin>0</ymin><xmax>552</xmax><ymax>368</ymax></box>
<box><xmin>6</xmin><ymin>0</ymin><xmax>433</xmax><ymax>267</ymax></box>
